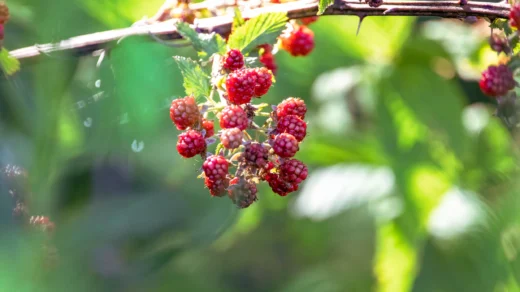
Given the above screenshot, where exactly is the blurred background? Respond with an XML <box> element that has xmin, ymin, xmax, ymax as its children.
<box><xmin>1</xmin><ymin>0</ymin><xmax>520</xmax><ymax>291</ymax></box>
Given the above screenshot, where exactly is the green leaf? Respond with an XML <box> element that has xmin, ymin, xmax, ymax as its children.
<box><xmin>175</xmin><ymin>22</ymin><xmax>226</xmax><ymax>58</ymax></box>
<box><xmin>227</xmin><ymin>12</ymin><xmax>288</xmax><ymax>54</ymax></box>
<box><xmin>232</xmin><ymin>7</ymin><xmax>245</xmax><ymax>31</ymax></box>
<box><xmin>318</xmin><ymin>0</ymin><xmax>334</xmax><ymax>15</ymax></box>
<box><xmin>173</xmin><ymin>56</ymin><xmax>211</xmax><ymax>99</ymax></box>
<box><xmin>196</xmin><ymin>32</ymin><xmax>227</xmax><ymax>58</ymax></box>
<box><xmin>375</xmin><ymin>223</ymin><xmax>417</xmax><ymax>292</ymax></box>
<box><xmin>0</xmin><ymin>48</ymin><xmax>20</xmax><ymax>76</ymax></box>
<box><xmin>490</xmin><ymin>19</ymin><xmax>513</xmax><ymax>36</ymax></box>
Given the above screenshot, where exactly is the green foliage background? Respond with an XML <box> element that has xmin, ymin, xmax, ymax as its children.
<box><xmin>1</xmin><ymin>1</ymin><xmax>519</xmax><ymax>291</ymax></box>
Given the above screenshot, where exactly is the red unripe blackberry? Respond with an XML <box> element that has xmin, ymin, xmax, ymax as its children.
<box><xmin>202</xmin><ymin>119</ymin><xmax>214</xmax><ymax>138</ymax></box>
<box><xmin>205</xmin><ymin>177</ymin><xmax>229</xmax><ymax>197</ymax></box>
<box><xmin>489</xmin><ymin>33</ymin><xmax>511</xmax><ymax>54</ymax></box>
<box><xmin>510</xmin><ymin>3</ymin><xmax>520</xmax><ymax>29</ymax></box>
<box><xmin>265</xmin><ymin>173</ymin><xmax>298</xmax><ymax>196</ymax></box>
<box><xmin>226</xmin><ymin>69</ymin><xmax>256</xmax><ymax>105</ymax></box>
<box><xmin>0</xmin><ymin>2</ymin><xmax>9</xmax><ymax>24</ymax></box>
<box><xmin>300</xmin><ymin>16</ymin><xmax>318</xmax><ymax>25</ymax></box>
<box><xmin>244</xmin><ymin>142</ymin><xmax>269</xmax><ymax>168</ymax></box>
<box><xmin>220</xmin><ymin>127</ymin><xmax>243</xmax><ymax>149</ymax></box>
<box><xmin>223</xmin><ymin>49</ymin><xmax>244</xmax><ymax>71</ymax></box>
<box><xmin>219</xmin><ymin>105</ymin><xmax>249</xmax><ymax>130</ymax></box>
<box><xmin>281</xmin><ymin>25</ymin><xmax>315</xmax><ymax>57</ymax></box>
<box><xmin>252</xmin><ymin>67</ymin><xmax>273</xmax><ymax>96</ymax></box>
<box><xmin>479</xmin><ymin>65</ymin><xmax>516</xmax><ymax>97</ymax></box>
<box><xmin>276</xmin><ymin>97</ymin><xmax>307</xmax><ymax>119</ymax></box>
<box><xmin>273</xmin><ymin>133</ymin><xmax>299</xmax><ymax>158</ymax></box>
<box><xmin>277</xmin><ymin>115</ymin><xmax>307</xmax><ymax>141</ymax></box>
<box><xmin>280</xmin><ymin>159</ymin><xmax>308</xmax><ymax>184</ymax></box>
<box><xmin>260</xmin><ymin>52</ymin><xmax>277</xmax><ymax>75</ymax></box>
<box><xmin>203</xmin><ymin>155</ymin><xmax>229</xmax><ymax>181</ymax></box>
<box><xmin>177</xmin><ymin>130</ymin><xmax>206</xmax><ymax>158</ymax></box>
<box><xmin>228</xmin><ymin>177</ymin><xmax>258</xmax><ymax>208</ymax></box>
<box><xmin>170</xmin><ymin>96</ymin><xmax>200</xmax><ymax>130</ymax></box>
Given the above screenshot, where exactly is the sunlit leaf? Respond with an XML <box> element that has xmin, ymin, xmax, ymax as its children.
<box><xmin>232</xmin><ymin>7</ymin><xmax>245</xmax><ymax>31</ymax></box>
<box><xmin>0</xmin><ymin>48</ymin><xmax>20</xmax><ymax>76</ymax></box>
<box><xmin>318</xmin><ymin>0</ymin><xmax>333</xmax><ymax>15</ymax></box>
<box><xmin>375</xmin><ymin>223</ymin><xmax>417</xmax><ymax>292</ymax></box>
<box><xmin>176</xmin><ymin>22</ymin><xmax>227</xmax><ymax>58</ymax></box>
<box><xmin>173</xmin><ymin>56</ymin><xmax>211</xmax><ymax>99</ymax></box>
<box><xmin>227</xmin><ymin>12</ymin><xmax>288</xmax><ymax>54</ymax></box>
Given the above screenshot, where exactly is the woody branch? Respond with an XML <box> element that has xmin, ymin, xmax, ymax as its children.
<box><xmin>9</xmin><ymin>0</ymin><xmax>510</xmax><ymax>60</ymax></box>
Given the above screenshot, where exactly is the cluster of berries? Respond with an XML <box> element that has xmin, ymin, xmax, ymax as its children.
<box><xmin>478</xmin><ymin>4</ymin><xmax>520</xmax><ymax>98</ymax></box>
<box><xmin>170</xmin><ymin>48</ymin><xmax>309</xmax><ymax>208</ymax></box>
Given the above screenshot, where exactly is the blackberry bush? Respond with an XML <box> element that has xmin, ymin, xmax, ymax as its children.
<box><xmin>168</xmin><ymin>12</ymin><xmax>312</xmax><ymax>208</ymax></box>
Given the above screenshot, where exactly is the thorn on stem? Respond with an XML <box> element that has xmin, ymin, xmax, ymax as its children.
<box><xmin>356</xmin><ymin>15</ymin><xmax>365</xmax><ymax>36</ymax></box>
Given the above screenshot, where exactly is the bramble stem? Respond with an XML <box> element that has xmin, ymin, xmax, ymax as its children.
<box><xmin>9</xmin><ymin>0</ymin><xmax>510</xmax><ymax>60</ymax></box>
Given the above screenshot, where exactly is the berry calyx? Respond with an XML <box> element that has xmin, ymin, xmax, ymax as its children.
<box><xmin>252</xmin><ymin>67</ymin><xmax>273</xmax><ymax>97</ymax></box>
<box><xmin>226</xmin><ymin>68</ymin><xmax>257</xmax><ymax>105</ymax></box>
<box><xmin>479</xmin><ymin>65</ymin><xmax>516</xmax><ymax>97</ymax></box>
<box><xmin>276</xmin><ymin>97</ymin><xmax>307</xmax><ymax>119</ymax></box>
<box><xmin>170</xmin><ymin>96</ymin><xmax>200</xmax><ymax>130</ymax></box>
<box><xmin>219</xmin><ymin>105</ymin><xmax>249</xmax><ymax>130</ymax></box>
<box><xmin>281</xmin><ymin>25</ymin><xmax>315</xmax><ymax>57</ymax></box>
<box><xmin>244</xmin><ymin>142</ymin><xmax>269</xmax><ymax>168</ymax></box>
<box><xmin>279</xmin><ymin>159</ymin><xmax>308</xmax><ymax>184</ymax></box>
<box><xmin>177</xmin><ymin>130</ymin><xmax>206</xmax><ymax>158</ymax></box>
<box><xmin>276</xmin><ymin>115</ymin><xmax>307</xmax><ymax>142</ymax></box>
<box><xmin>272</xmin><ymin>133</ymin><xmax>299</xmax><ymax>158</ymax></box>
<box><xmin>202</xmin><ymin>119</ymin><xmax>214</xmax><ymax>138</ymax></box>
<box><xmin>228</xmin><ymin>177</ymin><xmax>258</xmax><ymax>208</ymax></box>
<box><xmin>223</xmin><ymin>49</ymin><xmax>244</xmax><ymax>71</ymax></box>
<box><xmin>203</xmin><ymin>155</ymin><xmax>229</xmax><ymax>181</ymax></box>
<box><xmin>220</xmin><ymin>128</ymin><xmax>243</xmax><ymax>149</ymax></box>
<box><xmin>510</xmin><ymin>3</ymin><xmax>520</xmax><ymax>29</ymax></box>
<box><xmin>205</xmin><ymin>177</ymin><xmax>230</xmax><ymax>197</ymax></box>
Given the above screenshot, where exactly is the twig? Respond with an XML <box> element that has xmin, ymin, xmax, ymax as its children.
<box><xmin>9</xmin><ymin>0</ymin><xmax>510</xmax><ymax>60</ymax></box>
